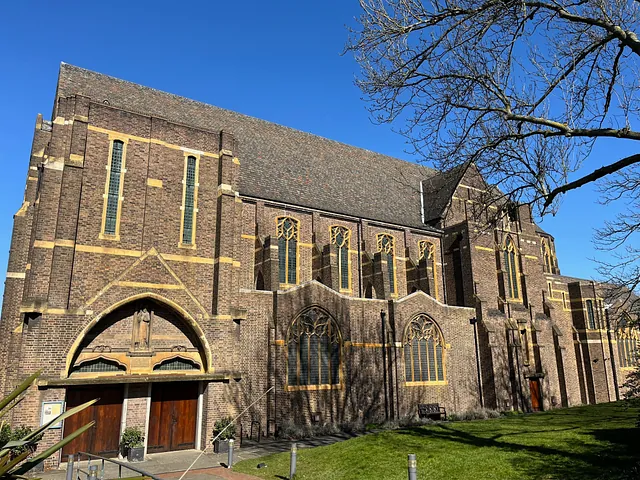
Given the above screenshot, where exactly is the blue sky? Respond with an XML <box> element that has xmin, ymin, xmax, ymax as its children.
<box><xmin>0</xmin><ymin>1</ymin><xmax>627</xmax><ymax>298</ymax></box>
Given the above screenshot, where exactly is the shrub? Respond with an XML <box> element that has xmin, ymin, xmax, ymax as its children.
<box><xmin>213</xmin><ymin>417</ymin><xmax>236</xmax><ymax>441</ymax></box>
<box><xmin>120</xmin><ymin>427</ymin><xmax>144</xmax><ymax>449</ymax></box>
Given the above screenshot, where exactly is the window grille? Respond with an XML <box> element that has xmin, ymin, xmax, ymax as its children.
<box><xmin>154</xmin><ymin>357</ymin><xmax>199</xmax><ymax>371</ymax></box>
<box><xmin>104</xmin><ymin>140</ymin><xmax>124</xmax><ymax>235</ymax></box>
<box><xmin>182</xmin><ymin>156</ymin><xmax>197</xmax><ymax>244</ymax></box>
<box><xmin>330</xmin><ymin>226</ymin><xmax>351</xmax><ymax>290</ymax></box>
<box><xmin>404</xmin><ymin>314</ymin><xmax>445</xmax><ymax>382</ymax></box>
<box><xmin>73</xmin><ymin>358</ymin><xmax>125</xmax><ymax>373</ymax></box>
<box><xmin>277</xmin><ymin>217</ymin><xmax>299</xmax><ymax>285</ymax></box>
<box><xmin>377</xmin><ymin>234</ymin><xmax>395</xmax><ymax>294</ymax></box>
<box><xmin>287</xmin><ymin>306</ymin><xmax>341</xmax><ymax>386</ymax></box>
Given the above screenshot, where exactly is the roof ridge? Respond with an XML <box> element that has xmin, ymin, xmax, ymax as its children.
<box><xmin>59</xmin><ymin>63</ymin><xmax>437</xmax><ymax>175</ymax></box>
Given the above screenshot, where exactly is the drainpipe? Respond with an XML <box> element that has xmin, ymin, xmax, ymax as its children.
<box><xmin>470</xmin><ymin>317</ymin><xmax>484</xmax><ymax>408</ymax></box>
<box><xmin>380</xmin><ymin>309</ymin><xmax>389</xmax><ymax>421</ymax></box>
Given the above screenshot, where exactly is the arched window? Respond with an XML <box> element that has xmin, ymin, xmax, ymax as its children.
<box><xmin>102</xmin><ymin>139</ymin><xmax>126</xmax><ymax>237</ymax></box>
<box><xmin>72</xmin><ymin>358</ymin><xmax>126</xmax><ymax>374</ymax></box>
<box><xmin>403</xmin><ymin>315</ymin><xmax>445</xmax><ymax>383</ymax></box>
<box><xmin>618</xmin><ymin>317</ymin><xmax>639</xmax><ymax>368</ymax></box>
<box><xmin>153</xmin><ymin>357</ymin><xmax>199</xmax><ymax>371</ymax></box>
<box><xmin>586</xmin><ymin>300</ymin><xmax>596</xmax><ymax>329</ymax></box>
<box><xmin>330</xmin><ymin>226</ymin><xmax>351</xmax><ymax>290</ymax></box>
<box><xmin>181</xmin><ymin>155</ymin><xmax>199</xmax><ymax>246</ymax></box>
<box><xmin>377</xmin><ymin>233</ymin><xmax>396</xmax><ymax>294</ymax></box>
<box><xmin>541</xmin><ymin>239</ymin><xmax>553</xmax><ymax>273</ymax></box>
<box><xmin>503</xmin><ymin>236</ymin><xmax>520</xmax><ymax>299</ymax></box>
<box><xmin>286</xmin><ymin>306</ymin><xmax>341</xmax><ymax>387</ymax></box>
<box><xmin>277</xmin><ymin>217</ymin><xmax>299</xmax><ymax>285</ymax></box>
<box><xmin>418</xmin><ymin>240</ymin><xmax>438</xmax><ymax>300</ymax></box>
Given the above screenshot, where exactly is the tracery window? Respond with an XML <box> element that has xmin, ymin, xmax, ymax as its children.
<box><xmin>286</xmin><ymin>307</ymin><xmax>341</xmax><ymax>387</ymax></box>
<box><xmin>154</xmin><ymin>357</ymin><xmax>199</xmax><ymax>371</ymax></box>
<box><xmin>102</xmin><ymin>139</ymin><xmax>126</xmax><ymax>237</ymax></box>
<box><xmin>418</xmin><ymin>240</ymin><xmax>438</xmax><ymax>300</ymax></box>
<box><xmin>277</xmin><ymin>217</ymin><xmax>299</xmax><ymax>285</ymax></box>
<box><xmin>618</xmin><ymin>319</ymin><xmax>639</xmax><ymax>368</ymax></box>
<box><xmin>586</xmin><ymin>300</ymin><xmax>597</xmax><ymax>330</ymax></box>
<box><xmin>330</xmin><ymin>226</ymin><xmax>351</xmax><ymax>290</ymax></box>
<box><xmin>181</xmin><ymin>155</ymin><xmax>198</xmax><ymax>245</ymax></box>
<box><xmin>377</xmin><ymin>233</ymin><xmax>396</xmax><ymax>294</ymax></box>
<box><xmin>541</xmin><ymin>239</ymin><xmax>554</xmax><ymax>273</ymax></box>
<box><xmin>403</xmin><ymin>314</ymin><xmax>445</xmax><ymax>383</ymax></box>
<box><xmin>72</xmin><ymin>358</ymin><xmax>126</xmax><ymax>374</ymax></box>
<box><xmin>503</xmin><ymin>236</ymin><xmax>520</xmax><ymax>299</ymax></box>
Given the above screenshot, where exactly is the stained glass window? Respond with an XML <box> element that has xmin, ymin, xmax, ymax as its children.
<box><xmin>586</xmin><ymin>300</ymin><xmax>596</xmax><ymax>329</ymax></box>
<box><xmin>377</xmin><ymin>233</ymin><xmax>395</xmax><ymax>294</ymax></box>
<box><xmin>418</xmin><ymin>240</ymin><xmax>437</xmax><ymax>299</ymax></box>
<box><xmin>154</xmin><ymin>357</ymin><xmax>199</xmax><ymax>371</ymax></box>
<box><xmin>287</xmin><ymin>307</ymin><xmax>341</xmax><ymax>386</ymax></box>
<box><xmin>277</xmin><ymin>217</ymin><xmax>299</xmax><ymax>285</ymax></box>
<box><xmin>73</xmin><ymin>358</ymin><xmax>125</xmax><ymax>374</ymax></box>
<box><xmin>404</xmin><ymin>315</ymin><xmax>445</xmax><ymax>383</ymax></box>
<box><xmin>104</xmin><ymin>140</ymin><xmax>124</xmax><ymax>235</ymax></box>
<box><xmin>182</xmin><ymin>156</ymin><xmax>197</xmax><ymax>244</ymax></box>
<box><xmin>330</xmin><ymin>226</ymin><xmax>351</xmax><ymax>290</ymax></box>
<box><xmin>503</xmin><ymin>236</ymin><xmax>519</xmax><ymax>299</ymax></box>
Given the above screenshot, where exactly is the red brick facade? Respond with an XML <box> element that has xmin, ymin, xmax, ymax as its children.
<box><xmin>0</xmin><ymin>64</ymin><xmax>635</xmax><ymax>467</ymax></box>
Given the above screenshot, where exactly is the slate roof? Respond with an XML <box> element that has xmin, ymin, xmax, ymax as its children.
<box><xmin>421</xmin><ymin>163</ymin><xmax>469</xmax><ymax>223</ymax></box>
<box><xmin>56</xmin><ymin>64</ymin><xmax>441</xmax><ymax>230</ymax></box>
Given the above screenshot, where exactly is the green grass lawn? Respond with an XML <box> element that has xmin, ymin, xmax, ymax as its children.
<box><xmin>234</xmin><ymin>402</ymin><xmax>639</xmax><ymax>479</ymax></box>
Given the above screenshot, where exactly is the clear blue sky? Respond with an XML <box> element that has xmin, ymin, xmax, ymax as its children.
<box><xmin>0</xmin><ymin>1</ymin><xmax>626</xmax><ymax>299</ymax></box>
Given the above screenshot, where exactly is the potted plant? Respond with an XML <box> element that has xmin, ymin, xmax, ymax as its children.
<box><xmin>212</xmin><ymin>417</ymin><xmax>236</xmax><ymax>454</ymax></box>
<box><xmin>121</xmin><ymin>427</ymin><xmax>145</xmax><ymax>462</ymax></box>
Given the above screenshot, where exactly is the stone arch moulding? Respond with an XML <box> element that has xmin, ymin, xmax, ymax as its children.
<box><xmin>64</xmin><ymin>292</ymin><xmax>213</xmax><ymax>377</ymax></box>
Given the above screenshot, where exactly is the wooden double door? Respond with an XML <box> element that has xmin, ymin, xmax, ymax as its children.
<box><xmin>62</xmin><ymin>385</ymin><xmax>124</xmax><ymax>458</ymax></box>
<box><xmin>147</xmin><ymin>382</ymin><xmax>199</xmax><ymax>453</ymax></box>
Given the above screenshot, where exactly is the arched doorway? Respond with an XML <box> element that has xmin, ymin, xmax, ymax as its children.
<box><xmin>63</xmin><ymin>297</ymin><xmax>207</xmax><ymax>457</ymax></box>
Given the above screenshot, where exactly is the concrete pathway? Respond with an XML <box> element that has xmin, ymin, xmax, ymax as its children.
<box><xmin>35</xmin><ymin>433</ymin><xmax>355</xmax><ymax>480</ymax></box>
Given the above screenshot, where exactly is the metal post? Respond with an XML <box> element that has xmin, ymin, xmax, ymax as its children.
<box><xmin>66</xmin><ymin>455</ymin><xmax>74</xmax><ymax>480</ymax></box>
<box><xmin>88</xmin><ymin>465</ymin><xmax>98</xmax><ymax>480</ymax></box>
<box><xmin>289</xmin><ymin>442</ymin><xmax>297</xmax><ymax>479</ymax></box>
<box><xmin>227</xmin><ymin>439</ymin><xmax>234</xmax><ymax>468</ymax></box>
<box><xmin>101</xmin><ymin>459</ymin><xmax>105</xmax><ymax>480</ymax></box>
<box><xmin>408</xmin><ymin>454</ymin><xmax>417</xmax><ymax>480</ymax></box>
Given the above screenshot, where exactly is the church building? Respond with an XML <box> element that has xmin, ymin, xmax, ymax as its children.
<box><xmin>0</xmin><ymin>64</ymin><xmax>637</xmax><ymax>467</ymax></box>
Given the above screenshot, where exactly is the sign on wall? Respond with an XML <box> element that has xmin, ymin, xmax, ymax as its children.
<box><xmin>40</xmin><ymin>401</ymin><xmax>65</xmax><ymax>429</ymax></box>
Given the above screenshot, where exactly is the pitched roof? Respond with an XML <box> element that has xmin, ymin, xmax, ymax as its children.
<box><xmin>56</xmin><ymin>64</ymin><xmax>442</xmax><ymax>230</ymax></box>
<box><xmin>421</xmin><ymin>162</ymin><xmax>470</xmax><ymax>223</ymax></box>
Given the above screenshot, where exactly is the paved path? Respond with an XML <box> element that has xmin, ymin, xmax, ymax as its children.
<box><xmin>35</xmin><ymin>433</ymin><xmax>355</xmax><ymax>480</ymax></box>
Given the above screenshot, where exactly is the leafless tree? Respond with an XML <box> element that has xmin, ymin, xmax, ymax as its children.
<box><xmin>347</xmin><ymin>0</ymin><xmax>640</xmax><ymax>309</ymax></box>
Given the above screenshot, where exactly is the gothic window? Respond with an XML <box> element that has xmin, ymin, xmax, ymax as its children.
<box><xmin>618</xmin><ymin>319</ymin><xmax>639</xmax><ymax>368</ymax></box>
<box><xmin>72</xmin><ymin>358</ymin><xmax>126</xmax><ymax>374</ymax></box>
<box><xmin>503</xmin><ymin>236</ymin><xmax>520</xmax><ymax>299</ymax></box>
<box><xmin>286</xmin><ymin>307</ymin><xmax>341</xmax><ymax>387</ymax></box>
<box><xmin>562</xmin><ymin>291</ymin><xmax>568</xmax><ymax>310</ymax></box>
<box><xmin>403</xmin><ymin>314</ymin><xmax>446</xmax><ymax>383</ymax></box>
<box><xmin>330</xmin><ymin>226</ymin><xmax>351</xmax><ymax>290</ymax></box>
<box><xmin>154</xmin><ymin>357</ymin><xmax>199</xmax><ymax>371</ymax></box>
<box><xmin>541</xmin><ymin>239</ymin><xmax>553</xmax><ymax>273</ymax></box>
<box><xmin>102</xmin><ymin>139</ymin><xmax>126</xmax><ymax>236</ymax></box>
<box><xmin>418</xmin><ymin>240</ymin><xmax>438</xmax><ymax>300</ymax></box>
<box><xmin>377</xmin><ymin>233</ymin><xmax>396</xmax><ymax>294</ymax></box>
<box><xmin>586</xmin><ymin>300</ymin><xmax>596</xmax><ymax>329</ymax></box>
<box><xmin>277</xmin><ymin>217</ymin><xmax>299</xmax><ymax>285</ymax></box>
<box><xmin>520</xmin><ymin>328</ymin><xmax>531</xmax><ymax>366</ymax></box>
<box><xmin>181</xmin><ymin>155</ymin><xmax>198</xmax><ymax>245</ymax></box>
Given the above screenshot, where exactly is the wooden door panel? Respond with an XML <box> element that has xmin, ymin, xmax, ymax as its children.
<box><xmin>148</xmin><ymin>383</ymin><xmax>198</xmax><ymax>453</ymax></box>
<box><xmin>529</xmin><ymin>379</ymin><xmax>542</xmax><ymax>412</ymax></box>
<box><xmin>170</xmin><ymin>383</ymin><xmax>198</xmax><ymax>451</ymax></box>
<box><xmin>62</xmin><ymin>386</ymin><xmax>123</xmax><ymax>458</ymax></box>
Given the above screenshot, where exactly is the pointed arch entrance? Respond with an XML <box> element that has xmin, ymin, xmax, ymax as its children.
<box><xmin>62</xmin><ymin>295</ymin><xmax>210</xmax><ymax>457</ymax></box>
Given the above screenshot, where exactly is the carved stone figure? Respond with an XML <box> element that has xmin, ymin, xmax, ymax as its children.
<box><xmin>132</xmin><ymin>308</ymin><xmax>153</xmax><ymax>351</ymax></box>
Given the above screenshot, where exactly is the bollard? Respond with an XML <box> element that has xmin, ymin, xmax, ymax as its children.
<box><xmin>65</xmin><ymin>455</ymin><xmax>74</xmax><ymax>480</ymax></box>
<box><xmin>227</xmin><ymin>439</ymin><xmax>234</xmax><ymax>468</ymax></box>
<box><xmin>289</xmin><ymin>442</ymin><xmax>297</xmax><ymax>479</ymax></box>
<box><xmin>407</xmin><ymin>454</ymin><xmax>417</xmax><ymax>480</ymax></box>
<box><xmin>88</xmin><ymin>465</ymin><xmax>98</xmax><ymax>480</ymax></box>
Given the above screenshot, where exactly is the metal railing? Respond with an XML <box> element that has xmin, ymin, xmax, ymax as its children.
<box><xmin>66</xmin><ymin>452</ymin><xmax>161</xmax><ymax>480</ymax></box>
